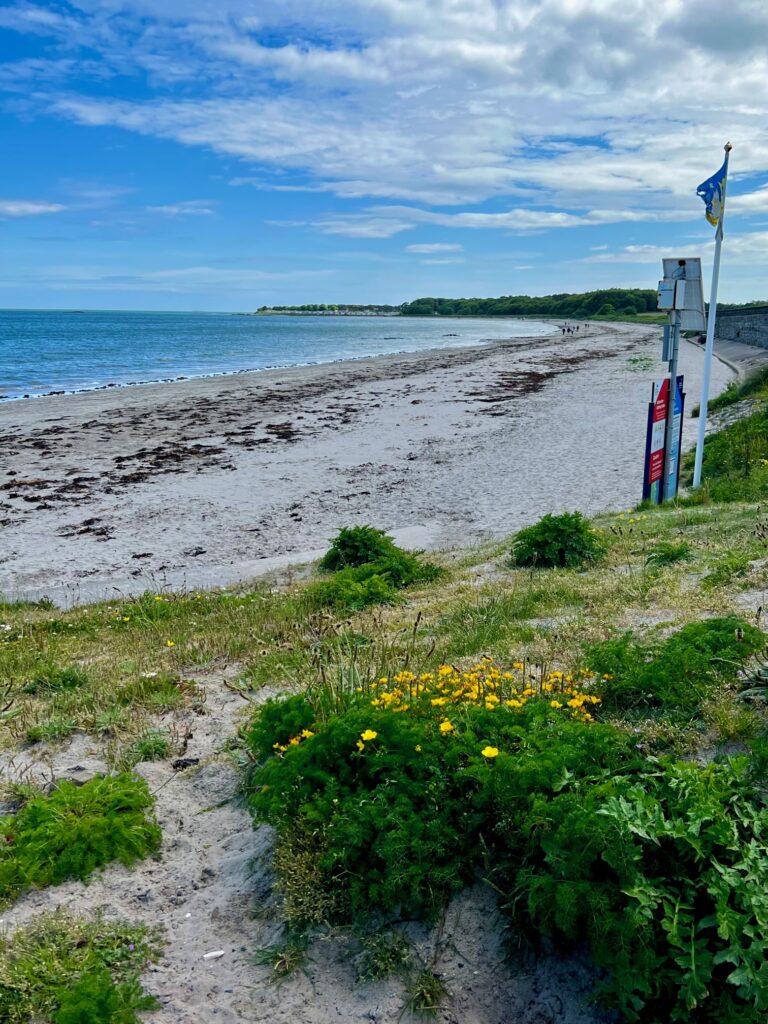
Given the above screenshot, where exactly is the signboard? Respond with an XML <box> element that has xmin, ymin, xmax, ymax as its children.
<box><xmin>659</xmin><ymin>258</ymin><xmax>706</xmax><ymax>331</ymax></box>
<box><xmin>664</xmin><ymin>375</ymin><xmax>686</xmax><ymax>500</ymax></box>
<box><xmin>643</xmin><ymin>378</ymin><xmax>670</xmax><ymax>504</ymax></box>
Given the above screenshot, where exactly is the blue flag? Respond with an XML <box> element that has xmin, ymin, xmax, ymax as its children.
<box><xmin>696</xmin><ymin>159</ymin><xmax>728</xmax><ymax>227</ymax></box>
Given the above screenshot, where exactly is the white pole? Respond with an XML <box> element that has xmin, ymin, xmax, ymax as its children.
<box><xmin>693</xmin><ymin>143</ymin><xmax>732</xmax><ymax>488</ymax></box>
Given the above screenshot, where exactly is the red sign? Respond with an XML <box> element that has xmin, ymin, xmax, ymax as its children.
<box><xmin>643</xmin><ymin>378</ymin><xmax>670</xmax><ymax>504</ymax></box>
<box><xmin>648</xmin><ymin>378</ymin><xmax>669</xmax><ymax>485</ymax></box>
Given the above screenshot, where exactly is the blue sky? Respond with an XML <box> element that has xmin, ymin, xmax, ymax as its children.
<box><xmin>2</xmin><ymin>0</ymin><xmax>768</xmax><ymax>310</ymax></box>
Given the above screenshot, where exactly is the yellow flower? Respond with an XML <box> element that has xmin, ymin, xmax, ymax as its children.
<box><xmin>430</xmin><ymin>697</ymin><xmax>448</xmax><ymax>707</ymax></box>
<box><xmin>289</xmin><ymin>737</ymin><xmax>300</xmax><ymax>746</ymax></box>
<box><xmin>550</xmin><ymin>700</ymin><xmax>563</xmax><ymax>709</ymax></box>
<box><xmin>356</xmin><ymin>739</ymin><xmax>365</xmax><ymax>752</ymax></box>
<box><xmin>360</xmin><ymin>729</ymin><xmax>378</xmax><ymax>742</ymax></box>
<box><xmin>481</xmin><ymin>746</ymin><xmax>499</xmax><ymax>758</ymax></box>
<box><xmin>439</xmin><ymin>720</ymin><xmax>455</xmax><ymax>734</ymax></box>
<box><xmin>300</xmin><ymin>729</ymin><xmax>315</xmax><ymax>739</ymax></box>
<box><xmin>122</xmin><ymin>616</ymin><xmax>131</xmax><ymax>622</ymax></box>
<box><xmin>165</xmin><ymin>640</ymin><xmax>175</xmax><ymax>647</ymax></box>
<box><xmin>415</xmin><ymin>744</ymin><xmax>422</xmax><ymax>752</ymax></box>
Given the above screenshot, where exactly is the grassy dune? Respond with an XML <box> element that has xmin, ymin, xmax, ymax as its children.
<box><xmin>1</xmin><ymin>407</ymin><xmax>767</xmax><ymax>1023</ymax></box>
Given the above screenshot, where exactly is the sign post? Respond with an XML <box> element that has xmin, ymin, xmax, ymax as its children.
<box><xmin>653</xmin><ymin>258</ymin><xmax>705</xmax><ymax>502</ymax></box>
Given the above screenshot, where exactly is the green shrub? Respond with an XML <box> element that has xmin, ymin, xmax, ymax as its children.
<box><xmin>53</xmin><ymin>968</ymin><xmax>158</xmax><ymax>1024</ymax></box>
<box><xmin>307</xmin><ymin>569</ymin><xmax>398</xmax><ymax>611</ymax></box>
<box><xmin>309</xmin><ymin>550</ymin><xmax>442</xmax><ymax>612</ymax></box>
<box><xmin>511</xmin><ymin>512</ymin><xmax>605</xmax><ymax>569</ymax></box>
<box><xmin>248</xmin><ymin>698</ymin><xmax>634</xmax><ymax>922</ymax></box>
<box><xmin>319</xmin><ymin>526</ymin><xmax>400</xmax><ymax>571</ymax></box>
<box><xmin>496</xmin><ymin>757</ymin><xmax>768</xmax><ymax>1022</ymax></box>
<box><xmin>246</xmin><ymin>694</ymin><xmax>315</xmax><ymax>760</ymax></box>
<box><xmin>248</xmin><ymin>671</ymin><xmax>768</xmax><ymax>1020</ymax></box>
<box><xmin>585</xmin><ymin>616</ymin><xmax>765</xmax><ymax>710</ymax></box>
<box><xmin>0</xmin><ymin>909</ymin><xmax>163</xmax><ymax>1024</ymax></box>
<box><xmin>0</xmin><ymin>774</ymin><xmax>161</xmax><ymax>906</ymax></box>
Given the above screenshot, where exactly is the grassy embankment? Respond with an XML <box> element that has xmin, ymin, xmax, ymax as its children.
<box><xmin>1</xmin><ymin>400</ymin><xmax>767</xmax><ymax>1023</ymax></box>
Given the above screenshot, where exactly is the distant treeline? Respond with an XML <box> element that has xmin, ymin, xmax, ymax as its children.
<box><xmin>257</xmin><ymin>292</ymin><xmax>768</xmax><ymax>319</ymax></box>
<box><xmin>399</xmin><ymin>289</ymin><xmax>658</xmax><ymax>318</ymax></box>
<box><xmin>257</xmin><ymin>303</ymin><xmax>401</xmax><ymax>314</ymax></box>
<box><xmin>259</xmin><ymin>289</ymin><xmax>659</xmax><ymax>319</ymax></box>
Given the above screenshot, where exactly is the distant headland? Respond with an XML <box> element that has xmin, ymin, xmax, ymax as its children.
<box><xmin>255</xmin><ymin>288</ymin><xmax>659</xmax><ymax>319</ymax></box>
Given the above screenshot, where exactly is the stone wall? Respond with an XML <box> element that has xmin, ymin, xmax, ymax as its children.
<box><xmin>715</xmin><ymin>306</ymin><xmax>768</xmax><ymax>349</ymax></box>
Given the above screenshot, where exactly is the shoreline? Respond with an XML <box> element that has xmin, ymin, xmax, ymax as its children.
<box><xmin>0</xmin><ymin>314</ymin><xmax>559</xmax><ymax>404</ymax></box>
<box><xmin>1</xmin><ymin>322</ymin><xmax>737</xmax><ymax>605</ymax></box>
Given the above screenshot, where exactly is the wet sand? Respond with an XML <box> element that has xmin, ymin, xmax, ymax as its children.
<box><xmin>1</xmin><ymin>322</ymin><xmax>734</xmax><ymax>604</ymax></box>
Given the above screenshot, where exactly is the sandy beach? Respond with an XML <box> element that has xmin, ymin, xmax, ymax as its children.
<box><xmin>1</xmin><ymin>321</ymin><xmax>735</xmax><ymax>603</ymax></box>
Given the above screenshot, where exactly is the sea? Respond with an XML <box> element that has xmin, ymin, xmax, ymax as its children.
<box><xmin>0</xmin><ymin>309</ymin><xmax>557</xmax><ymax>401</ymax></box>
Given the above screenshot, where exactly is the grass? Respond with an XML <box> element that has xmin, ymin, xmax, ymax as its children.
<box><xmin>0</xmin><ymin>909</ymin><xmax>163</xmax><ymax>1024</ymax></box>
<box><xmin>692</xmin><ymin>364</ymin><xmax>768</xmax><ymax>416</ymax></box>
<box><xmin>2</xmin><ymin>503</ymin><xmax>764</xmax><ymax>757</ymax></box>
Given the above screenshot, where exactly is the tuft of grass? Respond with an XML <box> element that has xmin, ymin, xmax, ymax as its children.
<box><xmin>405</xmin><ymin>970</ymin><xmax>447</xmax><ymax>1016</ymax></box>
<box><xmin>645</xmin><ymin>540</ymin><xmax>693</xmax><ymax>567</ymax></box>
<box><xmin>121</xmin><ymin>728</ymin><xmax>172</xmax><ymax>768</ymax></box>
<box><xmin>253</xmin><ymin>931</ymin><xmax>310</xmax><ymax>983</ymax></box>
<box><xmin>357</xmin><ymin>931</ymin><xmax>413</xmax><ymax>983</ymax></box>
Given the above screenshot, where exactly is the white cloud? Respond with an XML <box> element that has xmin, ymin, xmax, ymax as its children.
<box><xmin>8</xmin><ymin>1</ymin><xmax>768</xmax><ymax>241</ymax></box>
<box><xmin>313</xmin><ymin>216</ymin><xmax>415</xmax><ymax>238</ymax></box>
<box><xmin>145</xmin><ymin>199</ymin><xmax>216</xmax><ymax>216</ymax></box>
<box><xmin>406</xmin><ymin>243</ymin><xmax>463</xmax><ymax>253</ymax></box>
<box><xmin>0</xmin><ymin>199</ymin><xmax>65</xmax><ymax>217</ymax></box>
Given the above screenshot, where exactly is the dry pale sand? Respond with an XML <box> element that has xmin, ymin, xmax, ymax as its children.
<box><xmin>0</xmin><ymin>321</ymin><xmax>734</xmax><ymax>605</ymax></box>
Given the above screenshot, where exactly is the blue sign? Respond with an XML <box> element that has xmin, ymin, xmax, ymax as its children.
<box><xmin>664</xmin><ymin>375</ymin><xmax>685</xmax><ymax>501</ymax></box>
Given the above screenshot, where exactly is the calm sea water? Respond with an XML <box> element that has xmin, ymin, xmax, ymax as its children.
<box><xmin>0</xmin><ymin>309</ymin><xmax>556</xmax><ymax>401</ymax></box>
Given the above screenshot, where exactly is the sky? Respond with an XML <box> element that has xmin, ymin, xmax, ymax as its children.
<box><xmin>1</xmin><ymin>0</ymin><xmax>768</xmax><ymax>311</ymax></box>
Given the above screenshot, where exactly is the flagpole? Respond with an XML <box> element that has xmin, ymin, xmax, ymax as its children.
<box><xmin>693</xmin><ymin>142</ymin><xmax>732</xmax><ymax>489</ymax></box>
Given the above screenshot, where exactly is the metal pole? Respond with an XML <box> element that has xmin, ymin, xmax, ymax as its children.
<box><xmin>693</xmin><ymin>142</ymin><xmax>732</xmax><ymax>488</ymax></box>
<box><xmin>662</xmin><ymin>310</ymin><xmax>680</xmax><ymax>501</ymax></box>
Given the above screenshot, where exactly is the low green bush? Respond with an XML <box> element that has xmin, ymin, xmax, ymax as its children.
<box><xmin>0</xmin><ymin>774</ymin><xmax>161</xmax><ymax>906</ymax></box>
<box><xmin>248</xmin><ymin>679</ymin><xmax>768</xmax><ymax>1022</ymax></box>
<box><xmin>703</xmin><ymin>551</ymin><xmax>752</xmax><ymax>590</ymax></box>
<box><xmin>511</xmin><ymin>512</ymin><xmax>605</xmax><ymax>569</ymax></box>
<box><xmin>495</xmin><ymin>756</ymin><xmax>768</xmax><ymax>1022</ymax></box>
<box><xmin>585</xmin><ymin>615</ymin><xmax>764</xmax><ymax>710</ymax></box>
<box><xmin>246</xmin><ymin>693</ymin><xmax>315</xmax><ymax>760</ymax></box>
<box><xmin>0</xmin><ymin>909</ymin><xmax>163</xmax><ymax>1024</ymax></box>
<box><xmin>53</xmin><ymin>967</ymin><xmax>158</xmax><ymax>1024</ymax></box>
<box><xmin>307</xmin><ymin>568</ymin><xmax>398</xmax><ymax>611</ymax></box>
<box><xmin>319</xmin><ymin>525</ymin><xmax>400</xmax><ymax>570</ymax></box>
<box><xmin>248</xmin><ymin>694</ymin><xmax>634</xmax><ymax>921</ymax></box>
<box><xmin>310</xmin><ymin>531</ymin><xmax>443</xmax><ymax>612</ymax></box>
